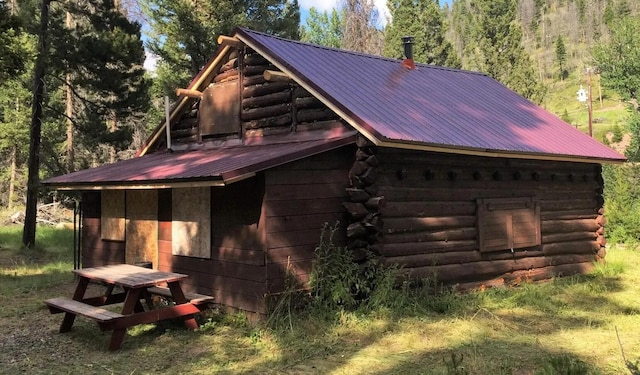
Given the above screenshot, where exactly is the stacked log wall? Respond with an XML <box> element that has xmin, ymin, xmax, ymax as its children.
<box><xmin>168</xmin><ymin>48</ymin><xmax>342</xmax><ymax>145</ymax></box>
<box><xmin>264</xmin><ymin>146</ymin><xmax>354</xmax><ymax>294</ymax></box>
<box><xmin>81</xmin><ymin>191</ymin><xmax>125</xmax><ymax>268</ymax></box>
<box><xmin>370</xmin><ymin>149</ymin><xmax>605</xmax><ymax>287</ymax></box>
<box><xmin>241</xmin><ymin>50</ymin><xmax>341</xmax><ymax>138</ymax></box>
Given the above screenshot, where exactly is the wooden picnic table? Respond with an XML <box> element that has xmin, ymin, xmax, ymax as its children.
<box><xmin>44</xmin><ymin>264</ymin><xmax>212</xmax><ymax>350</ymax></box>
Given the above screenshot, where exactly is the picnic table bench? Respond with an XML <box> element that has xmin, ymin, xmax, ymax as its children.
<box><xmin>44</xmin><ymin>264</ymin><xmax>213</xmax><ymax>350</ymax></box>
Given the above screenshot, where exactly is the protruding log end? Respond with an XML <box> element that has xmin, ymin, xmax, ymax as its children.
<box><xmin>263</xmin><ymin>70</ymin><xmax>293</xmax><ymax>82</ymax></box>
<box><xmin>176</xmin><ymin>88</ymin><xmax>202</xmax><ymax>99</ymax></box>
<box><xmin>217</xmin><ymin>35</ymin><xmax>244</xmax><ymax>48</ymax></box>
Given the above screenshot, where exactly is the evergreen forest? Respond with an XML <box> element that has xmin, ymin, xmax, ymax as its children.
<box><xmin>2</xmin><ymin>0</ymin><xmax>640</xmax><ymax>245</ymax></box>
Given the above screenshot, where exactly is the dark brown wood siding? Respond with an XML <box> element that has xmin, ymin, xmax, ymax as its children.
<box><xmin>373</xmin><ymin>149</ymin><xmax>604</xmax><ymax>287</ymax></box>
<box><xmin>81</xmin><ymin>191</ymin><xmax>125</xmax><ymax>268</ymax></box>
<box><xmin>157</xmin><ymin>179</ymin><xmax>268</xmax><ymax>314</ymax></box>
<box><xmin>264</xmin><ymin>146</ymin><xmax>354</xmax><ymax>293</ymax></box>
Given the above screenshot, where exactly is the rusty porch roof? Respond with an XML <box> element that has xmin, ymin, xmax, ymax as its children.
<box><xmin>44</xmin><ymin>131</ymin><xmax>356</xmax><ymax>189</ymax></box>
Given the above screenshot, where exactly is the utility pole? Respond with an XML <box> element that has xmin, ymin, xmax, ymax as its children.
<box><xmin>23</xmin><ymin>0</ymin><xmax>51</xmax><ymax>248</ymax></box>
<box><xmin>587</xmin><ymin>68</ymin><xmax>593</xmax><ymax>138</ymax></box>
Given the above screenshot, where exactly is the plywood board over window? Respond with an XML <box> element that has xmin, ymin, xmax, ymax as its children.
<box><xmin>101</xmin><ymin>190</ymin><xmax>125</xmax><ymax>241</ymax></box>
<box><xmin>477</xmin><ymin>197</ymin><xmax>541</xmax><ymax>252</ymax></box>
<box><xmin>126</xmin><ymin>190</ymin><xmax>158</xmax><ymax>267</ymax></box>
<box><xmin>172</xmin><ymin>187</ymin><xmax>211</xmax><ymax>258</ymax></box>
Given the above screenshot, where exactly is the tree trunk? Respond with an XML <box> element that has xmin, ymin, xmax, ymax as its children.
<box><xmin>109</xmin><ymin>114</ymin><xmax>116</xmax><ymax>163</ymax></box>
<box><xmin>8</xmin><ymin>145</ymin><xmax>16</xmax><ymax>210</ymax></box>
<box><xmin>23</xmin><ymin>0</ymin><xmax>50</xmax><ymax>248</ymax></box>
<box><xmin>65</xmin><ymin>10</ymin><xmax>74</xmax><ymax>172</ymax></box>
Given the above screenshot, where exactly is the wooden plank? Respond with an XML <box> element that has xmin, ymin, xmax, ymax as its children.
<box><xmin>265</xmin><ymin>169</ymin><xmax>349</xmax><ymax>185</ymax></box>
<box><xmin>210</xmin><ymin>247</ymin><xmax>264</xmax><ymax>266</ymax></box>
<box><xmin>267</xmin><ymin>213</ymin><xmax>346</xmax><ymax>234</ymax></box>
<box><xmin>384</xmin><ymin>216</ymin><xmax>476</xmax><ymax>233</ymax></box>
<box><xmin>265</xmin><ymin>183</ymin><xmax>348</xmax><ymax>201</ymax></box>
<box><xmin>266</xmin><ymin>244</ymin><xmax>319</xmax><ymax>263</ymax></box>
<box><xmin>267</xmin><ymin>228</ymin><xmax>345</xmax><ymax>248</ymax></box>
<box><xmin>373</xmin><ymin>240</ymin><xmax>478</xmax><ymax>257</ymax></box>
<box><xmin>265</xmin><ymin>197</ymin><xmax>345</xmax><ymax>217</ymax></box>
<box><xmin>146</xmin><ymin>286</ymin><xmax>214</xmax><ymax>305</ymax></box>
<box><xmin>381</xmin><ymin>227</ymin><xmax>477</xmax><ymax>244</ymax></box>
<box><xmin>541</xmin><ymin>219</ymin><xmax>599</xmax><ymax>234</ymax></box>
<box><xmin>381</xmin><ymin>201</ymin><xmax>476</xmax><ymax>217</ymax></box>
<box><xmin>158</xmin><ymin>253</ymin><xmax>266</xmax><ymax>283</ymax></box>
<box><xmin>44</xmin><ymin>297</ymin><xmax>123</xmax><ymax>322</ymax></box>
<box><xmin>406</xmin><ymin>254</ymin><xmax>596</xmax><ymax>283</ymax></box>
<box><xmin>158</xmin><ymin>265</ymin><xmax>267</xmax><ymax>297</ymax></box>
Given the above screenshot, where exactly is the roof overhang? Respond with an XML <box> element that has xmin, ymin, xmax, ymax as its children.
<box><xmin>44</xmin><ymin>130</ymin><xmax>357</xmax><ymax>191</ymax></box>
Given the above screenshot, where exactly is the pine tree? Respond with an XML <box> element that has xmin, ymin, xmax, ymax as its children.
<box><xmin>593</xmin><ymin>15</ymin><xmax>640</xmax><ymax>160</ymax></box>
<box><xmin>383</xmin><ymin>0</ymin><xmax>461</xmax><ymax>68</ymax></box>
<box><xmin>143</xmin><ymin>0</ymin><xmax>300</xmax><ymax>98</ymax></box>
<box><xmin>555</xmin><ymin>35</ymin><xmax>567</xmax><ymax>80</ymax></box>
<box><xmin>456</xmin><ymin>0</ymin><xmax>545</xmax><ymax>103</ymax></box>
<box><xmin>0</xmin><ymin>1</ymin><xmax>29</xmax><ymax>81</ymax></box>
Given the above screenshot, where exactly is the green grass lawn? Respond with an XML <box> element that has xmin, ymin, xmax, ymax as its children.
<box><xmin>1</xmin><ymin>225</ymin><xmax>640</xmax><ymax>374</ymax></box>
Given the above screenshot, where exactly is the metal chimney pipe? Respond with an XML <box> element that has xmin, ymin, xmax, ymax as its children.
<box><xmin>402</xmin><ymin>36</ymin><xmax>414</xmax><ymax>60</ymax></box>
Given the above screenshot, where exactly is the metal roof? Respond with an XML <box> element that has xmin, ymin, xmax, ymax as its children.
<box><xmin>235</xmin><ymin>28</ymin><xmax>625</xmax><ymax>163</ymax></box>
<box><xmin>44</xmin><ymin>132</ymin><xmax>356</xmax><ymax>189</ymax></box>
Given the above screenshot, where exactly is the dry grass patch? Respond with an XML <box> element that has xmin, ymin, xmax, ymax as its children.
<box><xmin>1</xmin><ymin>225</ymin><xmax>640</xmax><ymax>374</ymax></box>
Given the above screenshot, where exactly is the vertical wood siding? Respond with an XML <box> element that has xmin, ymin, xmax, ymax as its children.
<box><xmin>373</xmin><ymin>149</ymin><xmax>604</xmax><ymax>287</ymax></box>
<box><xmin>264</xmin><ymin>146</ymin><xmax>354</xmax><ymax>294</ymax></box>
<box><xmin>156</xmin><ymin>179</ymin><xmax>269</xmax><ymax>314</ymax></box>
<box><xmin>81</xmin><ymin>192</ymin><xmax>125</xmax><ymax>268</ymax></box>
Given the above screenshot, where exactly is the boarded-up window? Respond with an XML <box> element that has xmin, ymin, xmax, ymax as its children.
<box><xmin>477</xmin><ymin>197</ymin><xmax>541</xmax><ymax>252</ymax></box>
<box><xmin>126</xmin><ymin>190</ymin><xmax>158</xmax><ymax>267</ymax></box>
<box><xmin>101</xmin><ymin>190</ymin><xmax>125</xmax><ymax>241</ymax></box>
<box><xmin>172</xmin><ymin>187</ymin><xmax>211</xmax><ymax>258</ymax></box>
<box><xmin>199</xmin><ymin>80</ymin><xmax>240</xmax><ymax>137</ymax></box>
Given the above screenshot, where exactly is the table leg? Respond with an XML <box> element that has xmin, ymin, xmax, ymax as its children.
<box><xmin>108</xmin><ymin>288</ymin><xmax>143</xmax><ymax>351</ymax></box>
<box><xmin>60</xmin><ymin>277</ymin><xmax>90</xmax><ymax>333</ymax></box>
<box><xmin>167</xmin><ymin>282</ymin><xmax>198</xmax><ymax>330</ymax></box>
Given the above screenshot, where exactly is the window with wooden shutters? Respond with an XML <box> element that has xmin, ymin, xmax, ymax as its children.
<box><xmin>476</xmin><ymin>197</ymin><xmax>541</xmax><ymax>252</ymax></box>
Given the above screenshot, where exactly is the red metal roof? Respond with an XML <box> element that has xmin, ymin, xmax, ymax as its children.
<box><xmin>44</xmin><ymin>132</ymin><xmax>355</xmax><ymax>189</ymax></box>
<box><xmin>235</xmin><ymin>28</ymin><xmax>625</xmax><ymax>163</ymax></box>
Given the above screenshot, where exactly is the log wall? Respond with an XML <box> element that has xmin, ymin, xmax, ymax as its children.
<box><xmin>264</xmin><ymin>146</ymin><xmax>354</xmax><ymax>295</ymax></box>
<box><xmin>352</xmin><ymin>146</ymin><xmax>605</xmax><ymax>287</ymax></box>
<box><xmin>167</xmin><ymin>48</ymin><xmax>342</xmax><ymax>146</ymax></box>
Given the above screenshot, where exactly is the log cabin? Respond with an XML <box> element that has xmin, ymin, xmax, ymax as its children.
<box><xmin>43</xmin><ymin>28</ymin><xmax>626</xmax><ymax>314</ymax></box>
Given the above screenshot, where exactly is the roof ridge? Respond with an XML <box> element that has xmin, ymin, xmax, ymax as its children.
<box><xmin>236</xmin><ymin>27</ymin><xmax>487</xmax><ymax>77</ymax></box>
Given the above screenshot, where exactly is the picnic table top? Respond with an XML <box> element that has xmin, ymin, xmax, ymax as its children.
<box><xmin>73</xmin><ymin>264</ymin><xmax>189</xmax><ymax>289</ymax></box>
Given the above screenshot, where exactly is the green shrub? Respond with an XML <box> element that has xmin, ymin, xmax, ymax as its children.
<box><xmin>602</xmin><ymin>164</ymin><xmax>640</xmax><ymax>245</ymax></box>
<box><xmin>308</xmin><ymin>222</ymin><xmax>409</xmax><ymax>312</ymax></box>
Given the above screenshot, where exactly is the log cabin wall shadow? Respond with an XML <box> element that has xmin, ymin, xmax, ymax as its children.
<box><xmin>363</xmin><ymin>147</ymin><xmax>605</xmax><ymax>289</ymax></box>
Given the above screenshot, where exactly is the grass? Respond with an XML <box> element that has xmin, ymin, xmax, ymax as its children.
<box><xmin>1</xmin><ymin>225</ymin><xmax>640</xmax><ymax>374</ymax></box>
